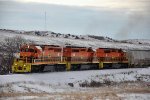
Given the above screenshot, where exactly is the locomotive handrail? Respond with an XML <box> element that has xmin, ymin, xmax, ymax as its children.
<box><xmin>68</xmin><ymin>57</ymin><xmax>93</xmax><ymax>62</ymax></box>
<box><xmin>33</xmin><ymin>57</ymin><xmax>67</xmax><ymax>64</ymax></box>
<box><xmin>16</xmin><ymin>56</ymin><xmax>128</xmax><ymax>64</ymax></box>
<box><xmin>97</xmin><ymin>57</ymin><xmax>128</xmax><ymax>62</ymax></box>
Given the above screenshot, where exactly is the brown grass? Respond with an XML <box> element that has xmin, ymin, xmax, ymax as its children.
<box><xmin>0</xmin><ymin>81</ymin><xmax>149</xmax><ymax>100</ymax></box>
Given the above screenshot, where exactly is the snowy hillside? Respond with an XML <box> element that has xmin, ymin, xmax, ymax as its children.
<box><xmin>121</xmin><ymin>39</ymin><xmax>150</xmax><ymax>45</ymax></box>
<box><xmin>0</xmin><ymin>29</ymin><xmax>150</xmax><ymax>50</ymax></box>
<box><xmin>0</xmin><ymin>67</ymin><xmax>150</xmax><ymax>99</ymax></box>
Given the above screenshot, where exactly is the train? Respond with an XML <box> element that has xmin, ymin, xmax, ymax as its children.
<box><xmin>12</xmin><ymin>44</ymin><xmax>150</xmax><ymax>73</ymax></box>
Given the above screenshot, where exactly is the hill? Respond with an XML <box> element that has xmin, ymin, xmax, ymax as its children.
<box><xmin>0</xmin><ymin>29</ymin><xmax>150</xmax><ymax>50</ymax></box>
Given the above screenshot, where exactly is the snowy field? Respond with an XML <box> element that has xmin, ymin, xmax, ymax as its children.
<box><xmin>0</xmin><ymin>67</ymin><xmax>150</xmax><ymax>100</ymax></box>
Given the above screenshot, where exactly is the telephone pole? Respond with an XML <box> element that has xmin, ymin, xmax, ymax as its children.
<box><xmin>44</xmin><ymin>11</ymin><xmax>47</xmax><ymax>31</ymax></box>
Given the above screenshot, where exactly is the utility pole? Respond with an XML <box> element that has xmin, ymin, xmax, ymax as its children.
<box><xmin>44</xmin><ymin>11</ymin><xmax>47</xmax><ymax>31</ymax></box>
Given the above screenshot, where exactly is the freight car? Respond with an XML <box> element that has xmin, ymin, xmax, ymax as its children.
<box><xmin>127</xmin><ymin>50</ymin><xmax>150</xmax><ymax>67</ymax></box>
<box><xmin>12</xmin><ymin>44</ymin><xmax>129</xmax><ymax>73</ymax></box>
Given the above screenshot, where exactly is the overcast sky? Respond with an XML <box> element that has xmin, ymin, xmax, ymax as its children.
<box><xmin>0</xmin><ymin>0</ymin><xmax>150</xmax><ymax>39</ymax></box>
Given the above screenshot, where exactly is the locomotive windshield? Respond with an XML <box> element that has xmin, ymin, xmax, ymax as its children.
<box><xmin>21</xmin><ymin>48</ymin><xmax>35</xmax><ymax>52</ymax></box>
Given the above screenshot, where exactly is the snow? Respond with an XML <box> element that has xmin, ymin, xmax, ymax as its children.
<box><xmin>35</xmin><ymin>46</ymin><xmax>42</xmax><ymax>51</ymax></box>
<box><xmin>0</xmin><ymin>67</ymin><xmax>149</xmax><ymax>99</ymax></box>
<box><xmin>2</xmin><ymin>68</ymin><xmax>150</xmax><ymax>83</ymax></box>
<box><xmin>0</xmin><ymin>29</ymin><xmax>150</xmax><ymax>50</ymax></box>
<box><xmin>123</xmin><ymin>39</ymin><xmax>150</xmax><ymax>45</ymax></box>
<box><xmin>16</xmin><ymin>96</ymin><xmax>39</xmax><ymax>100</ymax></box>
<box><xmin>0</xmin><ymin>96</ymin><xmax>40</xmax><ymax>100</ymax></box>
<box><xmin>0</xmin><ymin>67</ymin><xmax>149</xmax><ymax>86</ymax></box>
<box><xmin>117</xmin><ymin>93</ymin><xmax>150</xmax><ymax>100</ymax></box>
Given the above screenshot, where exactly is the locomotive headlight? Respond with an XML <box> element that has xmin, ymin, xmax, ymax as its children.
<box><xmin>15</xmin><ymin>64</ymin><xmax>17</xmax><ymax>66</ymax></box>
<box><xmin>23</xmin><ymin>65</ymin><xmax>26</xmax><ymax>67</ymax></box>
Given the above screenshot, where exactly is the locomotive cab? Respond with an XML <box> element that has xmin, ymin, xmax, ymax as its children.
<box><xmin>12</xmin><ymin>45</ymin><xmax>42</xmax><ymax>73</ymax></box>
<box><xmin>20</xmin><ymin>45</ymin><xmax>42</xmax><ymax>62</ymax></box>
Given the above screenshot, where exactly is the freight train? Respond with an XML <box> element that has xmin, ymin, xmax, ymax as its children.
<box><xmin>12</xmin><ymin>44</ymin><xmax>150</xmax><ymax>73</ymax></box>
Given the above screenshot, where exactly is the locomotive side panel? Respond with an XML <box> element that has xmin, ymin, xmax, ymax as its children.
<box><xmin>42</xmin><ymin>46</ymin><xmax>63</xmax><ymax>62</ymax></box>
<box><xmin>64</xmin><ymin>47</ymin><xmax>94</xmax><ymax>63</ymax></box>
<box><xmin>96</xmin><ymin>48</ymin><xmax>128</xmax><ymax>62</ymax></box>
<box><xmin>63</xmin><ymin>47</ymin><xmax>95</xmax><ymax>70</ymax></box>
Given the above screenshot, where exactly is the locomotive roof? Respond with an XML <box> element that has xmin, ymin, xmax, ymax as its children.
<box><xmin>40</xmin><ymin>45</ymin><xmax>60</xmax><ymax>47</ymax></box>
<box><xmin>24</xmin><ymin>44</ymin><xmax>61</xmax><ymax>47</ymax></box>
<box><xmin>98</xmin><ymin>48</ymin><xmax>123</xmax><ymax>50</ymax></box>
<box><xmin>65</xmin><ymin>46</ymin><xmax>91</xmax><ymax>49</ymax></box>
<box><xmin>128</xmin><ymin>49</ymin><xmax>150</xmax><ymax>51</ymax></box>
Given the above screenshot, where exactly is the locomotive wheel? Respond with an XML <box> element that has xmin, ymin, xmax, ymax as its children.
<box><xmin>55</xmin><ymin>64</ymin><xmax>66</xmax><ymax>71</ymax></box>
<box><xmin>103</xmin><ymin>63</ymin><xmax>112</xmax><ymax>69</ymax></box>
<box><xmin>89</xmin><ymin>64</ymin><xmax>99</xmax><ymax>70</ymax></box>
<box><xmin>71</xmin><ymin>64</ymin><xmax>81</xmax><ymax>71</ymax></box>
<box><xmin>121</xmin><ymin>63</ymin><xmax>128</xmax><ymax>68</ymax></box>
<box><xmin>31</xmin><ymin>65</ymin><xmax>45</xmax><ymax>72</ymax></box>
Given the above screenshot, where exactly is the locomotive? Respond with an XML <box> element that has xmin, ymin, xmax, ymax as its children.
<box><xmin>12</xmin><ymin>44</ymin><xmax>129</xmax><ymax>73</ymax></box>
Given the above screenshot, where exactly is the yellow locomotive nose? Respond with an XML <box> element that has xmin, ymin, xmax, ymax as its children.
<box><xmin>12</xmin><ymin>59</ymin><xmax>31</xmax><ymax>73</ymax></box>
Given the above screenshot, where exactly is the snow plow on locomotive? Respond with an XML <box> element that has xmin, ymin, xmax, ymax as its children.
<box><xmin>12</xmin><ymin>44</ymin><xmax>146</xmax><ymax>73</ymax></box>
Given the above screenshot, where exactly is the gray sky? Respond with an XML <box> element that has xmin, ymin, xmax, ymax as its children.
<box><xmin>0</xmin><ymin>0</ymin><xmax>150</xmax><ymax>39</ymax></box>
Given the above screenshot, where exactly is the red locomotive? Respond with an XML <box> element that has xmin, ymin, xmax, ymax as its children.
<box><xmin>12</xmin><ymin>44</ymin><xmax>128</xmax><ymax>73</ymax></box>
<box><xmin>95</xmin><ymin>48</ymin><xmax>128</xmax><ymax>68</ymax></box>
<box><xmin>63</xmin><ymin>46</ymin><xmax>94</xmax><ymax>62</ymax></box>
<box><xmin>63</xmin><ymin>46</ymin><xmax>94</xmax><ymax>70</ymax></box>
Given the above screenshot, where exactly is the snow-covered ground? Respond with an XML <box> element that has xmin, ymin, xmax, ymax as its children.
<box><xmin>0</xmin><ymin>67</ymin><xmax>150</xmax><ymax>100</ymax></box>
<box><xmin>0</xmin><ymin>67</ymin><xmax>150</xmax><ymax>85</ymax></box>
<box><xmin>0</xmin><ymin>29</ymin><xmax>150</xmax><ymax>50</ymax></box>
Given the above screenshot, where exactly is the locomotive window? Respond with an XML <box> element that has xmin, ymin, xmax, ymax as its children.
<box><xmin>34</xmin><ymin>50</ymin><xmax>37</xmax><ymax>53</ymax></box>
<box><xmin>54</xmin><ymin>49</ymin><xmax>61</xmax><ymax>52</ymax></box>
<box><xmin>25</xmin><ymin>48</ymin><xmax>28</xmax><ymax>52</ymax></box>
<box><xmin>118</xmin><ymin>49</ymin><xmax>122</xmax><ymax>53</ymax></box>
<box><xmin>21</xmin><ymin>49</ymin><xmax>24</xmax><ymax>52</ymax></box>
<box><xmin>112</xmin><ymin>49</ymin><xmax>116</xmax><ymax>52</ymax></box>
<box><xmin>28</xmin><ymin>49</ymin><xmax>34</xmax><ymax>52</ymax></box>
<box><xmin>104</xmin><ymin>49</ymin><xmax>110</xmax><ymax>53</ymax></box>
<box><xmin>48</xmin><ymin>48</ymin><xmax>53</xmax><ymax>50</ymax></box>
<box><xmin>88</xmin><ymin>49</ymin><xmax>92</xmax><ymax>52</ymax></box>
<box><xmin>81</xmin><ymin>49</ymin><xmax>85</xmax><ymax>51</ymax></box>
<box><xmin>72</xmin><ymin>49</ymin><xmax>79</xmax><ymax>52</ymax></box>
